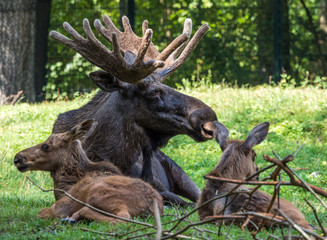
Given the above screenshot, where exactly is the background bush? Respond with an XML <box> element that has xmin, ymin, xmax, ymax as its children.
<box><xmin>45</xmin><ymin>0</ymin><xmax>327</xmax><ymax>99</ymax></box>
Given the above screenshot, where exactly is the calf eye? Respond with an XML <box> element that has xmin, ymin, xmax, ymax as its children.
<box><xmin>41</xmin><ymin>144</ymin><xmax>49</xmax><ymax>152</ymax></box>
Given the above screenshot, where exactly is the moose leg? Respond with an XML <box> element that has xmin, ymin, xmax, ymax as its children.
<box><xmin>155</xmin><ymin>150</ymin><xmax>201</xmax><ymax>202</ymax></box>
<box><xmin>130</xmin><ymin>153</ymin><xmax>194</xmax><ymax>206</ymax></box>
<box><xmin>67</xmin><ymin>206</ymin><xmax>131</xmax><ymax>223</ymax></box>
<box><xmin>141</xmin><ymin>146</ymin><xmax>154</xmax><ymax>183</ymax></box>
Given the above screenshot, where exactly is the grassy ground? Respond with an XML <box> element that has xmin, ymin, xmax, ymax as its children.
<box><xmin>1</xmin><ymin>85</ymin><xmax>327</xmax><ymax>239</ymax></box>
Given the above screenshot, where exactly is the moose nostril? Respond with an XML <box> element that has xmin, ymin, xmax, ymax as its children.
<box><xmin>14</xmin><ymin>156</ymin><xmax>24</xmax><ymax>165</ymax></box>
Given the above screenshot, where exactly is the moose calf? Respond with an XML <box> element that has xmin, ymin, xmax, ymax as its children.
<box><xmin>197</xmin><ymin>122</ymin><xmax>311</xmax><ymax>230</ymax></box>
<box><xmin>14</xmin><ymin>119</ymin><xmax>163</xmax><ymax>223</ymax></box>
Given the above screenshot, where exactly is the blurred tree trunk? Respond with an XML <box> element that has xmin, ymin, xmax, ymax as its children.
<box><xmin>0</xmin><ymin>0</ymin><xmax>36</xmax><ymax>104</ymax></box>
<box><xmin>300</xmin><ymin>0</ymin><xmax>326</xmax><ymax>76</ymax></box>
<box><xmin>320</xmin><ymin>0</ymin><xmax>327</xmax><ymax>59</ymax></box>
<box><xmin>282</xmin><ymin>0</ymin><xmax>290</xmax><ymax>74</ymax></box>
<box><xmin>257</xmin><ymin>0</ymin><xmax>274</xmax><ymax>83</ymax></box>
<box><xmin>119</xmin><ymin>0</ymin><xmax>126</xmax><ymax>30</ymax></box>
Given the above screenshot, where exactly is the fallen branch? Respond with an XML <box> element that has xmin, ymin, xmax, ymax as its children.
<box><xmin>3</xmin><ymin>90</ymin><xmax>23</xmax><ymax>105</ymax></box>
<box><xmin>204</xmin><ymin>175</ymin><xmax>293</xmax><ymax>186</ymax></box>
<box><xmin>153</xmin><ymin>200</ymin><xmax>162</xmax><ymax>240</ymax></box>
<box><xmin>264</xmin><ymin>155</ymin><xmax>327</xmax><ymax>205</ymax></box>
<box><xmin>304</xmin><ymin>198</ymin><xmax>327</xmax><ymax>237</ymax></box>
<box><xmin>275</xmin><ymin>209</ymin><xmax>311</xmax><ymax>240</ymax></box>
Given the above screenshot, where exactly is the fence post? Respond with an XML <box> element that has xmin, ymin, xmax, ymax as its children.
<box><xmin>274</xmin><ymin>0</ymin><xmax>282</xmax><ymax>82</ymax></box>
<box><xmin>127</xmin><ymin>0</ymin><xmax>135</xmax><ymax>31</ymax></box>
<box><xmin>34</xmin><ymin>0</ymin><xmax>51</xmax><ymax>101</ymax></box>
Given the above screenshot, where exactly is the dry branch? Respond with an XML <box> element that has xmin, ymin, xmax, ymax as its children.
<box><xmin>304</xmin><ymin>198</ymin><xmax>327</xmax><ymax>237</ymax></box>
<box><xmin>204</xmin><ymin>175</ymin><xmax>293</xmax><ymax>186</ymax></box>
<box><xmin>153</xmin><ymin>200</ymin><xmax>162</xmax><ymax>240</ymax></box>
<box><xmin>275</xmin><ymin>209</ymin><xmax>311</xmax><ymax>240</ymax></box>
<box><xmin>3</xmin><ymin>90</ymin><xmax>23</xmax><ymax>105</ymax></box>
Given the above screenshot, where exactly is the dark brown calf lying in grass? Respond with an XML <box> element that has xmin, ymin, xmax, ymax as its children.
<box><xmin>14</xmin><ymin>120</ymin><xmax>163</xmax><ymax>223</ymax></box>
<box><xmin>197</xmin><ymin>122</ymin><xmax>311</xmax><ymax>230</ymax></box>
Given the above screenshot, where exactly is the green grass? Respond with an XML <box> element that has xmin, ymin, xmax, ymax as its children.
<box><xmin>1</xmin><ymin>85</ymin><xmax>327</xmax><ymax>239</ymax></box>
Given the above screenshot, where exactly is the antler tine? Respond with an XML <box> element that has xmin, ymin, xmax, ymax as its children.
<box><xmin>133</xmin><ymin>29</ymin><xmax>153</xmax><ymax>66</ymax></box>
<box><xmin>122</xmin><ymin>16</ymin><xmax>133</xmax><ymax>33</ymax></box>
<box><xmin>49</xmin><ymin>22</ymin><xmax>87</xmax><ymax>51</ymax></box>
<box><xmin>142</xmin><ymin>20</ymin><xmax>149</xmax><ymax>36</ymax></box>
<box><xmin>111</xmin><ymin>32</ymin><xmax>127</xmax><ymax>64</ymax></box>
<box><xmin>158</xmin><ymin>23</ymin><xmax>210</xmax><ymax>80</ymax></box>
<box><xmin>156</xmin><ymin>19</ymin><xmax>192</xmax><ymax>62</ymax></box>
<box><xmin>135</xmin><ymin>29</ymin><xmax>165</xmax><ymax>69</ymax></box>
<box><xmin>94</xmin><ymin>15</ymin><xmax>122</xmax><ymax>43</ymax></box>
<box><xmin>170</xmin><ymin>18</ymin><xmax>193</xmax><ymax>60</ymax></box>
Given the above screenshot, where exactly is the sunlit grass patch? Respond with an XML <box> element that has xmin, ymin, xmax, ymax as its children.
<box><xmin>1</xmin><ymin>85</ymin><xmax>326</xmax><ymax>239</ymax></box>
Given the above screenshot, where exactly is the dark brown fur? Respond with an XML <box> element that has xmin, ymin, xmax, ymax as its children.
<box><xmin>197</xmin><ymin>122</ymin><xmax>311</xmax><ymax>230</ymax></box>
<box><xmin>50</xmin><ymin>16</ymin><xmax>218</xmax><ymax>205</ymax></box>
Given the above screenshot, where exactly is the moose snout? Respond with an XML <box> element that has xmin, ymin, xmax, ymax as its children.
<box><xmin>14</xmin><ymin>154</ymin><xmax>25</xmax><ymax>165</ymax></box>
<box><xmin>189</xmin><ymin>108</ymin><xmax>217</xmax><ymax>139</ymax></box>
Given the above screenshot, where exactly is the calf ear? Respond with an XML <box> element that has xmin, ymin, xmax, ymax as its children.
<box><xmin>213</xmin><ymin>121</ymin><xmax>230</xmax><ymax>151</ymax></box>
<box><xmin>242</xmin><ymin>122</ymin><xmax>269</xmax><ymax>153</ymax></box>
<box><xmin>89</xmin><ymin>70</ymin><xmax>128</xmax><ymax>92</ymax></box>
<box><xmin>66</xmin><ymin>119</ymin><xmax>98</xmax><ymax>141</ymax></box>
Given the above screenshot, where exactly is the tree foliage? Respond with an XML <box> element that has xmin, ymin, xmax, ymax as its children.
<box><xmin>45</xmin><ymin>0</ymin><xmax>327</xmax><ymax>99</ymax></box>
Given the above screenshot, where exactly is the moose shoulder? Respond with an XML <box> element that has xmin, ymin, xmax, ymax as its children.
<box><xmin>50</xmin><ymin>16</ymin><xmax>217</xmax><ymax>205</ymax></box>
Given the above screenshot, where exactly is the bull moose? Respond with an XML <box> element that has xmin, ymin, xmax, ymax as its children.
<box><xmin>197</xmin><ymin>122</ymin><xmax>311</xmax><ymax>230</ymax></box>
<box><xmin>14</xmin><ymin>119</ymin><xmax>163</xmax><ymax>223</ymax></box>
<box><xmin>49</xmin><ymin>15</ymin><xmax>217</xmax><ymax>205</ymax></box>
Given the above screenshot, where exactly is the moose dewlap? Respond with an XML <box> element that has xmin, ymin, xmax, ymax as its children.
<box><xmin>197</xmin><ymin>121</ymin><xmax>311</xmax><ymax>230</ymax></box>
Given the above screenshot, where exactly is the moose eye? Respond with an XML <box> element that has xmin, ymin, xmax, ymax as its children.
<box><xmin>41</xmin><ymin>144</ymin><xmax>49</xmax><ymax>152</ymax></box>
<box><xmin>148</xmin><ymin>91</ymin><xmax>160</xmax><ymax>99</ymax></box>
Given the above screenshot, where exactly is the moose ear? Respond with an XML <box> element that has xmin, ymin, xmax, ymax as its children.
<box><xmin>89</xmin><ymin>70</ymin><xmax>128</xmax><ymax>92</ymax></box>
<box><xmin>242</xmin><ymin>122</ymin><xmax>269</xmax><ymax>153</ymax></box>
<box><xmin>213</xmin><ymin>121</ymin><xmax>230</xmax><ymax>151</ymax></box>
<box><xmin>66</xmin><ymin>119</ymin><xmax>98</xmax><ymax>141</ymax></box>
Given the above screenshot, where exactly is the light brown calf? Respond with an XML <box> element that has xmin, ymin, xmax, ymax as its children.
<box><xmin>38</xmin><ymin>174</ymin><xmax>163</xmax><ymax>223</ymax></box>
<box><xmin>197</xmin><ymin>122</ymin><xmax>311</xmax><ymax>230</ymax></box>
<box><xmin>14</xmin><ymin>120</ymin><xmax>163</xmax><ymax>223</ymax></box>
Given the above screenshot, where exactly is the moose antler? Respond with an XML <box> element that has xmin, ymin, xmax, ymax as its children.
<box><xmin>49</xmin><ymin>15</ymin><xmax>209</xmax><ymax>84</ymax></box>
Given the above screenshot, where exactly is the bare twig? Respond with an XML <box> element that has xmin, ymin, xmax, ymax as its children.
<box><xmin>204</xmin><ymin>175</ymin><xmax>293</xmax><ymax>186</ymax></box>
<box><xmin>275</xmin><ymin>209</ymin><xmax>311</xmax><ymax>240</ymax></box>
<box><xmin>263</xmin><ymin>155</ymin><xmax>327</xmax><ymax>200</ymax></box>
<box><xmin>162</xmin><ymin>218</ymin><xmax>217</xmax><ymax>239</ymax></box>
<box><xmin>168</xmin><ymin>189</ymin><xmax>250</xmax><ymax>232</ymax></box>
<box><xmin>304</xmin><ymin>198</ymin><xmax>326</xmax><ymax>236</ymax></box>
<box><xmin>153</xmin><ymin>200</ymin><xmax>162</xmax><ymax>240</ymax></box>
<box><xmin>80</xmin><ymin>228</ymin><xmax>118</xmax><ymax>236</ymax></box>
<box><xmin>3</xmin><ymin>90</ymin><xmax>23</xmax><ymax>105</ymax></box>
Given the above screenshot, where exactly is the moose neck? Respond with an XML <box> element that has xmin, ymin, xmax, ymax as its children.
<box><xmin>55</xmin><ymin>90</ymin><xmax>157</xmax><ymax>175</ymax></box>
<box><xmin>50</xmin><ymin>142</ymin><xmax>85</xmax><ymax>200</ymax></box>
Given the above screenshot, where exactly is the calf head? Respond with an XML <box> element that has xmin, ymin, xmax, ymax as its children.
<box><xmin>212</xmin><ymin>121</ymin><xmax>270</xmax><ymax>180</ymax></box>
<box><xmin>14</xmin><ymin>119</ymin><xmax>96</xmax><ymax>172</ymax></box>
